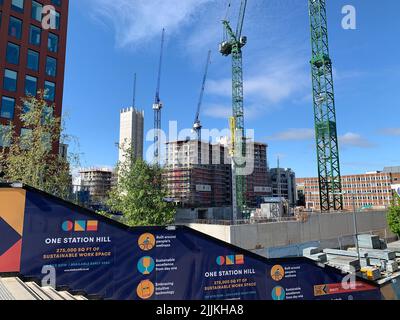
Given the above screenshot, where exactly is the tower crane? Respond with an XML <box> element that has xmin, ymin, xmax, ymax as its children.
<box><xmin>219</xmin><ymin>0</ymin><xmax>248</xmax><ymax>220</ymax></box>
<box><xmin>193</xmin><ymin>50</ymin><xmax>211</xmax><ymax>142</ymax></box>
<box><xmin>153</xmin><ymin>28</ymin><xmax>165</xmax><ymax>164</ymax></box>
<box><xmin>308</xmin><ymin>0</ymin><xmax>343</xmax><ymax>211</ymax></box>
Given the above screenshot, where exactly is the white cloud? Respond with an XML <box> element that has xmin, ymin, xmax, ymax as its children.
<box><xmin>205</xmin><ymin>56</ymin><xmax>309</xmax><ymax>120</ymax></box>
<box><xmin>203</xmin><ymin>103</ymin><xmax>277</xmax><ymax>121</ymax></box>
<box><xmin>381</xmin><ymin>128</ymin><xmax>400</xmax><ymax>136</ymax></box>
<box><xmin>266</xmin><ymin>129</ymin><xmax>375</xmax><ymax>149</ymax></box>
<box><xmin>267</xmin><ymin>128</ymin><xmax>315</xmax><ymax>141</ymax></box>
<box><xmin>339</xmin><ymin>132</ymin><xmax>375</xmax><ymax>149</ymax></box>
<box><xmin>87</xmin><ymin>0</ymin><xmax>214</xmax><ymax>47</ymax></box>
<box><xmin>203</xmin><ymin>103</ymin><xmax>231</xmax><ymax>119</ymax></box>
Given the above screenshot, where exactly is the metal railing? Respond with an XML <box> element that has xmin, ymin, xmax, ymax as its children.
<box><xmin>177</xmin><ymin>216</ymin><xmax>299</xmax><ymax>226</ymax></box>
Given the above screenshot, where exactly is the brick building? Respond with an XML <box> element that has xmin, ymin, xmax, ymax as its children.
<box><xmin>296</xmin><ymin>166</ymin><xmax>400</xmax><ymax>211</ymax></box>
<box><xmin>0</xmin><ymin>0</ymin><xmax>69</xmax><ymax>151</ymax></box>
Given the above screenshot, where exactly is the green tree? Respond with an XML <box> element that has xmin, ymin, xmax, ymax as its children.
<box><xmin>388</xmin><ymin>192</ymin><xmax>400</xmax><ymax>237</ymax></box>
<box><xmin>0</xmin><ymin>92</ymin><xmax>75</xmax><ymax>200</ymax></box>
<box><xmin>106</xmin><ymin>144</ymin><xmax>176</xmax><ymax>226</ymax></box>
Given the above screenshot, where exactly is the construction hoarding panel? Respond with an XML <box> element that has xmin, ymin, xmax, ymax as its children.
<box><xmin>0</xmin><ymin>186</ymin><xmax>382</xmax><ymax>300</ymax></box>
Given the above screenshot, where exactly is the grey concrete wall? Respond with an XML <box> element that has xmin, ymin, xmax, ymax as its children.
<box><xmin>186</xmin><ymin>211</ymin><xmax>396</xmax><ymax>251</ymax></box>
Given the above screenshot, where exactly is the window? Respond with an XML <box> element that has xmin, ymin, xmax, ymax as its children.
<box><xmin>20</xmin><ymin>128</ymin><xmax>32</xmax><ymax>150</ymax></box>
<box><xmin>31</xmin><ymin>1</ymin><xmax>43</xmax><ymax>21</ymax></box>
<box><xmin>3</xmin><ymin>69</ymin><xmax>18</xmax><ymax>92</ymax></box>
<box><xmin>51</xmin><ymin>0</ymin><xmax>61</xmax><ymax>6</ymax></box>
<box><xmin>0</xmin><ymin>96</ymin><xmax>15</xmax><ymax>119</ymax></box>
<box><xmin>6</xmin><ymin>42</ymin><xmax>20</xmax><ymax>64</ymax></box>
<box><xmin>8</xmin><ymin>16</ymin><xmax>22</xmax><ymax>39</ymax></box>
<box><xmin>22</xmin><ymin>101</ymin><xmax>31</xmax><ymax>114</ymax></box>
<box><xmin>42</xmin><ymin>105</ymin><xmax>53</xmax><ymax>122</ymax></box>
<box><xmin>11</xmin><ymin>0</ymin><xmax>24</xmax><ymax>12</ymax></box>
<box><xmin>0</xmin><ymin>125</ymin><xmax>11</xmax><ymax>147</ymax></box>
<box><xmin>53</xmin><ymin>10</ymin><xmax>60</xmax><ymax>30</ymax></box>
<box><xmin>48</xmin><ymin>33</ymin><xmax>59</xmax><ymax>53</ymax></box>
<box><xmin>27</xmin><ymin>50</ymin><xmax>39</xmax><ymax>71</ymax></box>
<box><xmin>44</xmin><ymin>81</ymin><xmax>55</xmax><ymax>101</ymax></box>
<box><xmin>46</xmin><ymin>57</ymin><xmax>57</xmax><ymax>77</ymax></box>
<box><xmin>29</xmin><ymin>25</ymin><xmax>41</xmax><ymax>46</ymax></box>
<box><xmin>25</xmin><ymin>75</ymin><xmax>37</xmax><ymax>96</ymax></box>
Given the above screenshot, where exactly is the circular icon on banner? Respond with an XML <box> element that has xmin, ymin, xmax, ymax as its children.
<box><xmin>137</xmin><ymin>280</ymin><xmax>155</xmax><ymax>300</ymax></box>
<box><xmin>272</xmin><ymin>286</ymin><xmax>286</xmax><ymax>301</ymax></box>
<box><xmin>137</xmin><ymin>256</ymin><xmax>155</xmax><ymax>275</ymax></box>
<box><xmin>216</xmin><ymin>256</ymin><xmax>225</xmax><ymax>266</ymax></box>
<box><xmin>270</xmin><ymin>265</ymin><xmax>285</xmax><ymax>281</ymax></box>
<box><xmin>62</xmin><ymin>221</ymin><xmax>73</xmax><ymax>232</ymax></box>
<box><xmin>138</xmin><ymin>233</ymin><xmax>156</xmax><ymax>251</ymax></box>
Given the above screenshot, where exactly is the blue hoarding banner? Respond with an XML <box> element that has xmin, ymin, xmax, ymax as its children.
<box><xmin>1</xmin><ymin>186</ymin><xmax>382</xmax><ymax>300</ymax></box>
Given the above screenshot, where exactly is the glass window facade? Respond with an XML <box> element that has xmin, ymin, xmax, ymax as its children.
<box><xmin>11</xmin><ymin>0</ymin><xmax>24</xmax><ymax>13</ymax></box>
<box><xmin>6</xmin><ymin>42</ymin><xmax>20</xmax><ymax>64</ymax></box>
<box><xmin>0</xmin><ymin>96</ymin><xmax>16</xmax><ymax>119</ymax></box>
<box><xmin>29</xmin><ymin>25</ymin><xmax>41</xmax><ymax>46</ymax></box>
<box><xmin>0</xmin><ymin>125</ymin><xmax>12</xmax><ymax>147</ymax></box>
<box><xmin>31</xmin><ymin>1</ymin><xmax>43</xmax><ymax>21</ymax></box>
<box><xmin>46</xmin><ymin>57</ymin><xmax>57</xmax><ymax>77</ymax></box>
<box><xmin>0</xmin><ymin>0</ymin><xmax>66</xmax><ymax>143</ymax></box>
<box><xmin>27</xmin><ymin>50</ymin><xmax>39</xmax><ymax>71</ymax></box>
<box><xmin>44</xmin><ymin>81</ymin><xmax>55</xmax><ymax>101</ymax></box>
<box><xmin>25</xmin><ymin>75</ymin><xmax>38</xmax><ymax>96</ymax></box>
<box><xmin>3</xmin><ymin>69</ymin><xmax>18</xmax><ymax>92</ymax></box>
<box><xmin>48</xmin><ymin>33</ymin><xmax>59</xmax><ymax>53</ymax></box>
<box><xmin>8</xmin><ymin>16</ymin><xmax>22</xmax><ymax>39</ymax></box>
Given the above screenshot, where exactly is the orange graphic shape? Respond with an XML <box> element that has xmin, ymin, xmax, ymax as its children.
<box><xmin>137</xmin><ymin>280</ymin><xmax>155</xmax><ymax>300</ymax></box>
<box><xmin>0</xmin><ymin>239</ymin><xmax>22</xmax><ymax>273</ymax></box>
<box><xmin>225</xmin><ymin>256</ymin><xmax>234</xmax><ymax>265</ymax></box>
<box><xmin>138</xmin><ymin>233</ymin><xmax>156</xmax><ymax>251</ymax></box>
<box><xmin>86</xmin><ymin>220</ymin><xmax>98</xmax><ymax>231</ymax></box>
<box><xmin>0</xmin><ymin>189</ymin><xmax>26</xmax><ymax>236</ymax></box>
<box><xmin>235</xmin><ymin>255</ymin><xmax>245</xmax><ymax>265</ymax></box>
<box><xmin>271</xmin><ymin>265</ymin><xmax>285</xmax><ymax>281</ymax></box>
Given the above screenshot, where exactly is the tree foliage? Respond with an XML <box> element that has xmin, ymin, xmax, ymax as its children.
<box><xmin>106</xmin><ymin>144</ymin><xmax>176</xmax><ymax>227</ymax></box>
<box><xmin>0</xmin><ymin>92</ymin><xmax>74</xmax><ymax>200</ymax></box>
<box><xmin>388</xmin><ymin>192</ymin><xmax>400</xmax><ymax>237</ymax></box>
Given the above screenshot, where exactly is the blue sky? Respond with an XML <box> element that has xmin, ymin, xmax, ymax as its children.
<box><xmin>63</xmin><ymin>0</ymin><xmax>400</xmax><ymax>177</ymax></box>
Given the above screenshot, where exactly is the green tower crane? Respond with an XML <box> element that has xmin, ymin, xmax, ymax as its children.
<box><xmin>308</xmin><ymin>0</ymin><xmax>343</xmax><ymax>211</ymax></box>
<box><xmin>219</xmin><ymin>0</ymin><xmax>248</xmax><ymax>220</ymax></box>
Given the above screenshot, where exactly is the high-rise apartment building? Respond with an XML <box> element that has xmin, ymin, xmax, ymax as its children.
<box><xmin>164</xmin><ymin>139</ymin><xmax>271</xmax><ymax>209</ymax></box>
<box><xmin>297</xmin><ymin>166</ymin><xmax>400</xmax><ymax>211</ymax></box>
<box><xmin>244</xmin><ymin>142</ymin><xmax>271</xmax><ymax>207</ymax></box>
<box><xmin>0</xmin><ymin>0</ymin><xmax>69</xmax><ymax>151</ymax></box>
<box><xmin>164</xmin><ymin>140</ymin><xmax>232</xmax><ymax>208</ymax></box>
<box><xmin>79</xmin><ymin>167</ymin><xmax>113</xmax><ymax>206</ymax></box>
<box><xmin>119</xmin><ymin>107</ymin><xmax>144</xmax><ymax>162</ymax></box>
<box><xmin>270</xmin><ymin>167</ymin><xmax>297</xmax><ymax>206</ymax></box>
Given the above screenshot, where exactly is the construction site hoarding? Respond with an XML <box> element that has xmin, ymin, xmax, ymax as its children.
<box><xmin>0</xmin><ymin>184</ymin><xmax>383</xmax><ymax>300</ymax></box>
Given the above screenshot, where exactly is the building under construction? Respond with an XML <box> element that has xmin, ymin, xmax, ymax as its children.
<box><xmin>164</xmin><ymin>139</ymin><xmax>271</xmax><ymax>209</ymax></box>
<box><xmin>164</xmin><ymin>140</ymin><xmax>232</xmax><ymax>208</ymax></box>
<box><xmin>78</xmin><ymin>168</ymin><xmax>114</xmax><ymax>206</ymax></box>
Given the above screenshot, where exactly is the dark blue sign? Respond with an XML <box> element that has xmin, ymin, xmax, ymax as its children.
<box><xmin>1</xmin><ymin>186</ymin><xmax>382</xmax><ymax>300</ymax></box>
